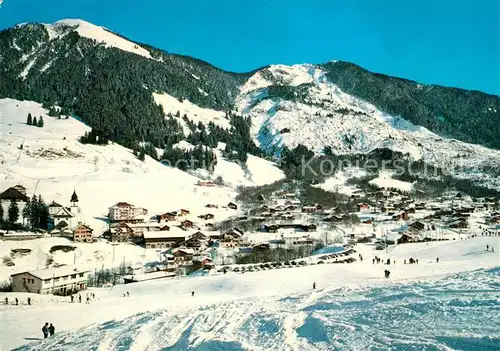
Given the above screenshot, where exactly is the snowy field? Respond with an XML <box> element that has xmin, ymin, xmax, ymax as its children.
<box><xmin>1</xmin><ymin>236</ymin><xmax>498</xmax><ymax>350</ymax></box>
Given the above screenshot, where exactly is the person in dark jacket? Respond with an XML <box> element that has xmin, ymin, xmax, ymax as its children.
<box><xmin>42</xmin><ymin>323</ymin><xmax>49</xmax><ymax>339</ymax></box>
<box><xmin>191</xmin><ymin>291</ymin><xmax>195</xmax><ymax>296</ymax></box>
<box><xmin>313</xmin><ymin>282</ymin><xmax>316</xmax><ymax>290</ymax></box>
<box><xmin>48</xmin><ymin>323</ymin><xmax>55</xmax><ymax>336</ymax></box>
<box><xmin>27</xmin><ymin>297</ymin><xmax>31</xmax><ymax>305</ymax></box>
<box><xmin>15</xmin><ymin>298</ymin><xmax>18</xmax><ymax>305</ymax></box>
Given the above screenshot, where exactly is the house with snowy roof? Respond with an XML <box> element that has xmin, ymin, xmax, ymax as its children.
<box><xmin>11</xmin><ymin>265</ymin><xmax>90</xmax><ymax>295</ymax></box>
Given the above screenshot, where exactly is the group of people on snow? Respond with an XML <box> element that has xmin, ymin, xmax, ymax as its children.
<box><xmin>42</xmin><ymin>323</ymin><xmax>55</xmax><ymax>338</ymax></box>
<box><xmin>4</xmin><ymin>297</ymin><xmax>31</xmax><ymax>305</ymax></box>
<box><xmin>486</xmin><ymin>245</ymin><xmax>495</xmax><ymax>252</ymax></box>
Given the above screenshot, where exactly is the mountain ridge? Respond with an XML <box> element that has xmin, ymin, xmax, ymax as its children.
<box><xmin>1</xmin><ymin>18</ymin><xmax>499</xmax><ymax>187</ymax></box>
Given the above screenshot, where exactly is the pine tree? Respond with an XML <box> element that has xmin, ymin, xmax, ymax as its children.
<box><xmin>22</xmin><ymin>198</ymin><xmax>31</xmax><ymax>228</ymax></box>
<box><xmin>38</xmin><ymin>116</ymin><xmax>44</xmax><ymax>127</ymax></box>
<box><xmin>138</xmin><ymin>150</ymin><xmax>146</xmax><ymax>161</ymax></box>
<box><xmin>37</xmin><ymin>195</ymin><xmax>49</xmax><ymax>230</ymax></box>
<box><xmin>27</xmin><ymin>113</ymin><xmax>32</xmax><ymax>125</ymax></box>
<box><xmin>32</xmin><ymin>116</ymin><xmax>37</xmax><ymax>126</ymax></box>
<box><xmin>29</xmin><ymin>194</ymin><xmax>39</xmax><ymax>229</ymax></box>
<box><xmin>8</xmin><ymin>201</ymin><xmax>19</xmax><ymax>224</ymax></box>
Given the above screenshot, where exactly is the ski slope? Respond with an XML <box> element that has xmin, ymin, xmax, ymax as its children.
<box><xmin>1</xmin><ymin>237</ymin><xmax>498</xmax><ymax>350</ymax></box>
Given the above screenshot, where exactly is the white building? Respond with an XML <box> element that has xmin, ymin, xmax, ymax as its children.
<box><xmin>10</xmin><ymin>265</ymin><xmax>90</xmax><ymax>295</ymax></box>
<box><xmin>48</xmin><ymin>190</ymin><xmax>81</xmax><ymax>229</ymax></box>
<box><xmin>0</xmin><ymin>185</ymin><xmax>28</xmax><ymax>225</ymax></box>
<box><xmin>108</xmin><ymin>202</ymin><xmax>147</xmax><ymax>222</ymax></box>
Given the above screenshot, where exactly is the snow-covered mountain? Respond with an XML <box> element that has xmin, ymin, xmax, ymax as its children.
<box><xmin>237</xmin><ymin>64</ymin><xmax>500</xmax><ymax>189</ymax></box>
<box><xmin>0</xmin><ymin>19</ymin><xmax>499</xmax><ymax>191</ymax></box>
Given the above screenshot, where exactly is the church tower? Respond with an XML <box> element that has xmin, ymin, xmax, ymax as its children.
<box><xmin>70</xmin><ymin>190</ymin><xmax>80</xmax><ymax>214</ymax></box>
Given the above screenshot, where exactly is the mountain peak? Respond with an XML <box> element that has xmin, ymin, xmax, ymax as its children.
<box><xmin>43</xmin><ymin>18</ymin><xmax>153</xmax><ymax>59</ymax></box>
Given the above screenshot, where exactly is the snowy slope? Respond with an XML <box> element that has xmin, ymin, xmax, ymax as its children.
<box><xmin>0</xmin><ymin>98</ymin><xmax>239</xmax><ymax>235</ymax></box>
<box><xmin>43</xmin><ymin>19</ymin><xmax>152</xmax><ymax>59</ymax></box>
<box><xmin>237</xmin><ymin>64</ymin><xmax>500</xmax><ymax>189</ymax></box>
<box><xmin>1</xmin><ymin>236</ymin><xmax>498</xmax><ymax>350</ymax></box>
<box><xmin>153</xmin><ymin>92</ymin><xmax>231</xmax><ymax>133</ymax></box>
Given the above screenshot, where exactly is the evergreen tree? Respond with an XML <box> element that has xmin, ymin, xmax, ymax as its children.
<box><xmin>22</xmin><ymin>198</ymin><xmax>31</xmax><ymax>228</ymax></box>
<box><xmin>29</xmin><ymin>194</ymin><xmax>39</xmax><ymax>229</ymax></box>
<box><xmin>8</xmin><ymin>201</ymin><xmax>19</xmax><ymax>224</ymax></box>
<box><xmin>37</xmin><ymin>195</ymin><xmax>49</xmax><ymax>230</ymax></box>
<box><xmin>0</xmin><ymin>203</ymin><xmax>3</xmax><ymax>224</ymax></box>
<box><xmin>138</xmin><ymin>150</ymin><xmax>146</xmax><ymax>161</ymax></box>
<box><xmin>27</xmin><ymin>113</ymin><xmax>32</xmax><ymax>125</ymax></box>
<box><xmin>37</xmin><ymin>116</ymin><xmax>44</xmax><ymax>127</ymax></box>
<box><xmin>32</xmin><ymin>116</ymin><xmax>37</xmax><ymax>126</ymax></box>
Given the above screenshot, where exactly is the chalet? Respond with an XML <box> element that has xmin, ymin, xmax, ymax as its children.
<box><xmin>0</xmin><ymin>185</ymin><xmax>29</xmax><ymax>225</ymax></box>
<box><xmin>392</xmin><ymin>211</ymin><xmax>409</xmax><ymax>221</ymax></box>
<box><xmin>157</xmin><ymin>212</ymin><xmax>177</xmax><ymax>222</ymax></box>
<box><xmin>108</xmin><ymin>202</ymin><xmax>147</xmax><ymax>223</ymax></box>
<box><xmin>11</xmin><ymin>265</ymin><xmax>90</xmax><ymax>295</ymax></box>
<box><xmin>219</xmin><ymin>227</ymin><xmax>243</xmax><ymax>248</ymax></box>
<box><xmin>73</xmin><ymin>223</ymin><xmax>93</xmax><ymax>243</ymax></box>
<box><xmin>142</xmin><ymin>230</ymin><xmax>186</xmax><ymax>249</ymax></box>
<box><xmin>180</xmin><ymin>219</ymin><xmax>195</xmax><ymax>230</ymax></box>
<box><xmin>323</xmin><ymin>214</ymin><xmax>348</xmax><ymax>222</ymax></box>
<box><xmin>448</xmin><ymin>218</ymin><xmax>468</xmax><ymax>229</ymax></box>
<box><xmin>180</xmin><ymin>231</ymin><xmax>209</xmax><ymax>251</ymax></box>
<box><xmin>227</xmin><ymin>202</ymin><xmax>238</xmax><ymax>210</ymax></box>
<box><xmin>357</xmin><ymin>203</ymin><xmax>370</xmax><ymax>211</ymax></box>
<box><xmin>198</xmin><ymin>213</ymin><xmax>215</xmax><ymax>220</ymax></box>
<box><xmin>171</xmin><ymin>248</ymin><xmax>194</xmax><ymax>263</ymax></box>
<box><xmin>108</xmin><ymin>222</ymin><xmax>135</xmax><ymax>243</ymax></box>
<box><xmin>179</xmin><ymin>209</ymin><xmax>190</xmax><ymax>216</ymax></box>
<box><xmin>397</xmin><ymin>233</ymin><xmax>419</xmax><ymax>244</ymax></box>
<box><xmin>205</xmin><ymin>204</ymin><xmax>219</xmax><ymax>209</ymax></box>
<box><xmin>301</xmin><ymin>205</ymin><xmax>317</xmax><ymax>213</ymax></box>
<box><xmin>408</xmin><ymin>221</ymin><xmax>426</xmax><ymax>231</ymax></box>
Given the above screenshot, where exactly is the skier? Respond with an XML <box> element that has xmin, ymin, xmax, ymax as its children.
<box><xmin>313</xmin><ymin>282</ymin><xmax>316</xmax><ymax>290</ymax></box>
<box><xmin>15</xmin><ymin>298</ymin><xmax>18</xmax><ymax>305</ymax></box>
<box><xmin>372</xmin><ymin>258</ymin><xmax>375</xmax><ymax>264</ymax></box>
<box><xmin>48</xmin><ymin>323</ymin><xmax>55</xmax><ymax>336</ymax></box>
<box><xmin>191</xmin><ymin>291</ymin><xmax>195</xmax><ymax>297</ymax></box>
<box><xmin>27</xmin><ymin>297</ymin><xmax>31</xmax><ymax>305</ymax></box>
<box><xmin>436</xmin><ymin>257</ymin><xmax>439</xmax><ymax>263</ymax></box>
<box><xmin>78</xmin><ymin>295</ymin><xmax>82</xmax><ymax>303</ymax></box>
<box><xmin>42</xmin><ymin>323</ymin><xmax>49</xmax><ymax>339</ymax></box>
<box><xmin>126</xmin><ymin>291</ymin><xmax>130</xmax><ymax>297</ymax></box>
<box><xmin>4</xmin><ymin>297</ymin><xmax>8</xmax><ymax>305</ymax></box>
<box><xmin>384</xmin><ymin>270</ymin><xmax>391</xmax><ymax>278</ymax></box>
<box><xmin>70</xmin><ymin>295</ymin><xmax>74</xmax><ymax>303</ymax></box>
<box><xmin>92</xmin><ymin>293</ymin><xmax>95</xmax><ymax>299</ymax></box>
<box><xmin>486</xmin><ymin>244</ymin><xmax>489</xmax><ymax>251</ymax></box>
<box><xmin>86</xmin><ymin>296</ymin><xmax>90</xmax><ymax>304</ymax></box>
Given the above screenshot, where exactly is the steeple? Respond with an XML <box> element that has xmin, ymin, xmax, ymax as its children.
<box><xmin>71</xmin><ymin>190</ymin><xmax>79</xmax><ymax>203</ymax></box>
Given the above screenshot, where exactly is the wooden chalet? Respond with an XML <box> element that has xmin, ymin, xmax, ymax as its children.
<box><xmin>227</xmin><ymin>202</ymin><xmax>238</xmax><ymax>210</ymax></box>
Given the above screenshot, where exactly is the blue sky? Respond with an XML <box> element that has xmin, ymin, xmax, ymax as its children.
<box><xmin>0</xmin><ymin>0</ymin><xmax>498</xmax><ymax>95</ymax></box>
